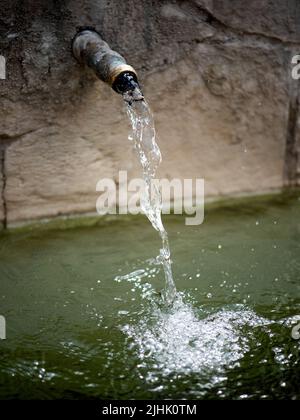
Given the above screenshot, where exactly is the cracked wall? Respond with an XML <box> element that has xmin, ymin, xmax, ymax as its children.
<box><xmin>0</xmin><ymin>148</ymin><xmax>5</xmax><ymax>228</ymax></box>
<box><xmin>0</xmin><ymin>0</ymin><xmax>300</xmax><ymax>227</ymax></box>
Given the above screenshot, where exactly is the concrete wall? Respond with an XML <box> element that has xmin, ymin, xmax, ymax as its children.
<box><xmin>0</xmin><ymin>0</ymin><xmax>300</xmax><ymax>227</ymax></box>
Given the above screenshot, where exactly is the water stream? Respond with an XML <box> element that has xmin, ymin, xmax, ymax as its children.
<box><xmin>124</xmin><ymin>95</ymin><xmax>177</xmax><ymax>305</ymax></box>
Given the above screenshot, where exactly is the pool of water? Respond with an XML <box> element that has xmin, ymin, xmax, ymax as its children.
<box><xmin>0</xmin><ymin>193</ymin><xmax>299</xmax><ymax>400</ymax></box>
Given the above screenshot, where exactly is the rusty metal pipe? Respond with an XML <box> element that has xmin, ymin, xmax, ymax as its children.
<box><xmin>72</xmin><ymin>29</ymin><xmax>143</xmax><ymax>100</ymax></box>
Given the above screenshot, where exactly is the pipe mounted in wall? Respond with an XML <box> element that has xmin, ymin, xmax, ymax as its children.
<box><xmin>72</xmin><ymin>29</ymin><xmax>141</xmax><ymax>96</ymax></box>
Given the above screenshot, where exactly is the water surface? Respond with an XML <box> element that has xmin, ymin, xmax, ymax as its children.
<box><xmin>0</xmin><ymin>193</ymin><xmax>299</xmax><ymax>399</ymax></box>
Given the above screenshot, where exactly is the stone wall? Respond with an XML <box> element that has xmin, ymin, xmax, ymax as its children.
<box><xmin>0</xmin><ymin>0</ymin><xmax>300</xmax><ymax>228</ymax></box>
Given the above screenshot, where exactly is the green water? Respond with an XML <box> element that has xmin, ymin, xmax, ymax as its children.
<box><xmin>0</xmin><ymin>193</ymin><xmax>299</xmax><ymax>400</ymax></box>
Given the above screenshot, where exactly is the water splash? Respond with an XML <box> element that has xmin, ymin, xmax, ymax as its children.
<box><xmin>122</xmin><ymin>297</ymin><xmax>272</xmax><ymax>384</ymax></box>
<box><xmin>124</xmin><ymin>96</ymin><xmax>177</xmax><ymax>305</ymax></box>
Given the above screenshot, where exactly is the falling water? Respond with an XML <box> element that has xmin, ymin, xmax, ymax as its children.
<box><xmin>123</xmin><ymin>92</ymin><xmax>177</xmax><ymax>305</ymax></box>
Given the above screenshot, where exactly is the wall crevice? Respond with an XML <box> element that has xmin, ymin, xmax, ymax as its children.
<box><xmin>0</xmin><ymin>147</ymin><xmax>7</xmax><ymax>230</ymax></box>
<box><xmin>284</xmin><ymin>83</ymin><xmax>299</xmax><ymax>187</ymax></box>
<box><xmin>194</xmin><ymin>3</ymin><xmax>300</xmax><ymax>47</ymax></box>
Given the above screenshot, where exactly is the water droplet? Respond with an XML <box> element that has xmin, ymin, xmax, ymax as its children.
<box><xmin>118</xmin><ymin>310</ymin><xmax>129</xmax><ymax>316</ymax></box>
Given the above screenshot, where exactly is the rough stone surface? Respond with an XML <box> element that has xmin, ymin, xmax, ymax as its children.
<box><xmin>296</xmin><ymin>88</ymin><xmax>300</xmax><ymax>186</ymax></box>
<box><xmin>1</xmin><ymin>0</ymin><xmax>300</xmax><ymax>226</ymax></box>
<box><xmin>206</xmin><ymin>0</ymin><xmax>300</xmax><ymax>43</ymax></box>
<box><xmin>0</xmin><ymin>152</ymin><xmax>4</xmax><ymax>228</ymax></box>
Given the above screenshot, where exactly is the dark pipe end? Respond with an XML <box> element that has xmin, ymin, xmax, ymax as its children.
<box><xmin>112</xmin><ymin>72</ymin><xmax>139</xmax><ymax>94</ymax></box>
<box><xmin>112</xmin><ymin>72</ymin><xmax>144</xmax><ymax>102</ymax></box>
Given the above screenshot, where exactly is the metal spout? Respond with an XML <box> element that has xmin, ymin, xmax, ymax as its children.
<box><xmin>72</xmin><ymin>29</ymin><xmax>143</xmax><ymax>101</ymax></box>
